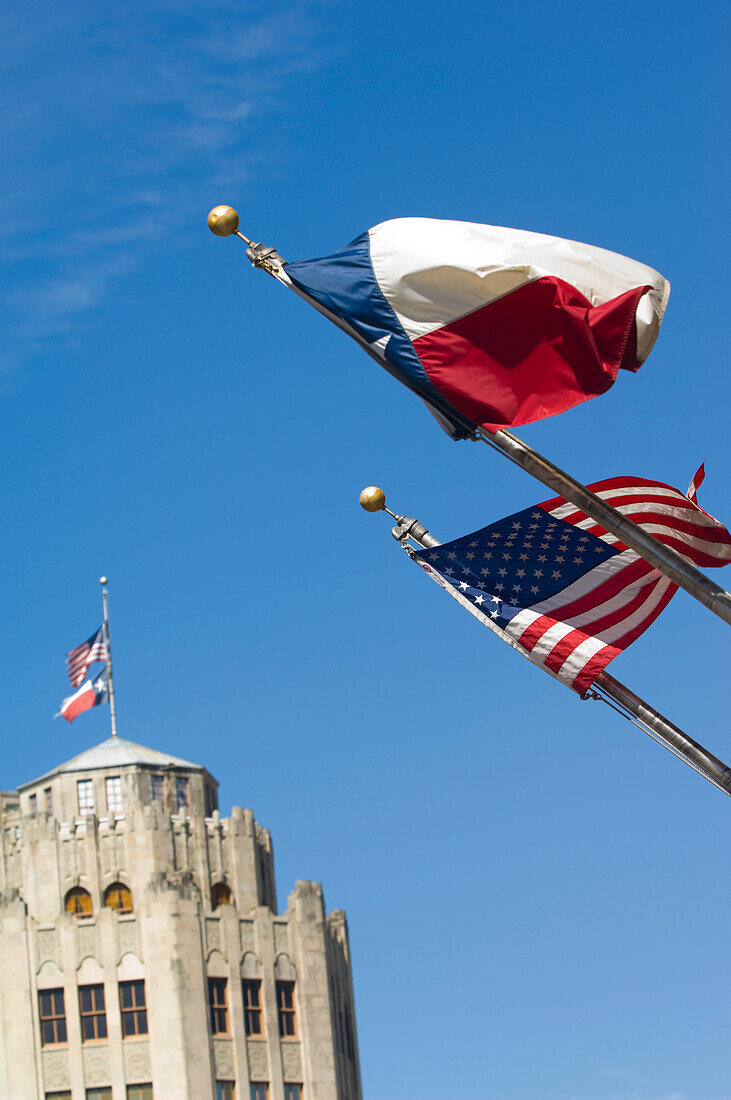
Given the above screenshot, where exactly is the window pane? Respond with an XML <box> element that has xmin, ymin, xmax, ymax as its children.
<box><xmin>276</xmin><ymin>981</ymin><xmax>296</xmax><ymax>1037</ymax></box>
<box><xmin>46</xmin><ymin>1093</ymin><xmax>72</xmax><ymax>1099</ymax></box>
<box><xmin>39</xmin><ymin>987</ymin><xmax>66</xmax><ymax>1046</ymax></box>
<box><xmin>77</xmin><ymin>780</ymin><xmax>95</xmax><ymax>816</ymax></box>
<box><xmin>208</xmin><ymin>978</ymin><xmax>228</xmax><ymax>1034</ymax></box>
<box><xmin>45</xmin><ymin>787</ymin><xmax>53</xmax><ymax>814</ymax></box>
<box><xmin>284</xmin><ymin>1087</ymin><xmax>302</xmax><ymax>1100</ymax></box>
<box><xmin>250</xmin><ymin>1087</ymin><xmax>268</xmax><ymax>1100</ymax></box>
<box><xmin>65</xmin><ymin>888</ymin><xmax>93</xmax><ymax>916</ymax></box>
<box><xmin>86</xmin><ymin>1091</ymin><xmax>112</xmax><ymax>1100</ymax></box>
<box><xmin>120</xmin><ymin>980</ymin><xmax>148</xmax><ymax>1037</ymax></box>
<box><xmin>79</xmin><ymin>984</ymin><xmax>107</xmax><ymax>1042</ymax></box>
<box><xmin>105</xmin><ymin>883</ymin><xmax>133</xmax><ymax>913</ymax></box>
<box><xmin>151</xmin><ymin>775</ymin><xmax>164</xmax><ymax>803</ymax></box>
<box><xmin>216</xmin><ymin>1084</ymin><xmax>234</xmax><ymax>1100</ymax></box>
<box><xmin>30</xmin><ymin>794</ymin><xmax>37</xmax><ymax>815</ymax></box>
<box><xmin>127</xmin><ymin>1087</ymin><xmax>153</xmax><ymax>1100</ymax></box>
<box><xmin>105</xmin><ymin>776</ymin><xmax>123</xmax><ymax>814</ymax></box>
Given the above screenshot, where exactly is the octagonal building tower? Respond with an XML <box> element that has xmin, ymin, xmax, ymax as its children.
<box><xmin>0</xmin><ymin>737</ymin><xmax>362</xmax><ymax>1100</ymax></box>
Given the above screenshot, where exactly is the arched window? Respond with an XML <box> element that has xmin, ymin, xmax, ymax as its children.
<box><xmin>104</xmin><ymin>882</ymin><xmax>133</xmax><ymax>914</ymax></box>
<box><xmin>65</xmin><ymin>887</ymin><xmax>92</xmax><ymax>917</ymax></box>
<box><xmin>211</xmin><ymin>883</ymin><xmax>232</xmax><ymax>909</ymax></box>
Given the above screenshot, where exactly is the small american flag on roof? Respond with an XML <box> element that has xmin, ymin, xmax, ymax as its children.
<box><xmin>66</xmin><ymin>626</ymin><xmax>107</xmax><ymax>688</ymax></box>
<box><xmin>413</xmin><ymin>468</ymin><xmax>731</xmax><ymax>695</ymax></box>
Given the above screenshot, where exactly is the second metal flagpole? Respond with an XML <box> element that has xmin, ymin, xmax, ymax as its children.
<box><xmin>207</xmin><ymin>207</ymin><xmax>731</xmax><ymax>629</ymax></box>
<box><xmin>100</xmin><ymin>576</ymin><xmax>119</xmax><ymax>738</ymax></box>
<box><xmin>360</xmin><ymin>488</ymin><xmax>731</xmax><ymax>796</ymax></box>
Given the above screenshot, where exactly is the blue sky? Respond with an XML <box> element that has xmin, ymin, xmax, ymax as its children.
<box><xmin>3</xmin><ymin>1</ymin><xmax>730</xmax><ymax>1097</ymax></box>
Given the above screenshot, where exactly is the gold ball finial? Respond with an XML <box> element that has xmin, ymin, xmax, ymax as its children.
<box><xmin>359</xmin><ymin>486</ymin><xmax>386</xmax><ymax>512</ymax></box>
<box><xmin>207</xmin><ymin>205</ymin><xmax>240</xmax><ymax>237</ymax></box>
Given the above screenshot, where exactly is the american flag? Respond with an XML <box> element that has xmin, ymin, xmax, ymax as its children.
<box><xmin>413</xmin><ymin>468</ymin><xmax>731</xmax><ymax>695</ymax></box>
<box><xmin>66</xmin><ymin>626</ymin><xmax>107</xmax><ymax>688</ymax></box>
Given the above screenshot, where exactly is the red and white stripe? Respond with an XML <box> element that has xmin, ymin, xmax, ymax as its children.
<box><xmin>503</xmin><ymin>471</ymin><xmax>731</xmax><ymax>694</ymax></box>
<box><xmin>66</xmin><ymin>631</ymin><xmax>106</xmax><ymax>688</ymax></box>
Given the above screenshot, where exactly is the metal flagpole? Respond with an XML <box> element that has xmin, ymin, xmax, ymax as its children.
<box><xmin>207</xmin><ymin>206</ymin><xmax>731</xmax><ymax>630</ymax></box>
<box><xmin>358</xmin><ymin>485</ymin><xmax>731</xmax><ymax>797</ymax></box>
<box><xmin>100</xmin><ymin>576</ymin><xmax>118</xmax><ymax>738</ymax></box>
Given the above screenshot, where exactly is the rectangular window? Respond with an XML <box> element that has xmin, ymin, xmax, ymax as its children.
<box><xmin>208</xmin><ymin>977</ymin><xmax>228</xmax><ymax>1035</ymax></box>
<box><xmin>242</xmin><ymin>979</ymin><xmax>263</xmax><ymax>1036</ymax></box>
<box><xmin>79</xmin><ymin>984</ymin><xmax>107</xmax><ymax>1041</ymax></box>
<box><xmin>44</xmin><ymin>786</ymin><xmax>53</xmax><ymax>814</ymax></box>
<box><xmin>151</xmin><ymin>775</ymin><xmax>164</xmax><ymax>805</ymax></box>
<box><xmin>216</xmin><ymin>1084</ymin><xmax>235</xmax><ymax>1100</ymax></box>
<box><xmin>176</xmin><ymin>776</ymin><xmax>189</xmax><ymax>813</ymax></box>
<box><xmin>276</xmin><ymin>980</ymin><xmax>297</xmax><ymax>1038</ymax></box>
<box><xmin>39</xmin><ymin>988</ymin><xmax>67</xmax><ymax>1045</ymax></box>
<box><xmin>105</xmin><ymin>776</ymin><xmax>123</xmax><ymax>814</ymax></box>
<box><xmin>86</xmin><ymin>1091</ymin><xmax>112</xmax><ymax>1100</ymax></box>
<box><xmin>77</xmin><ymin>779</ymin><xmax>95</xmax><ymax>817</ymax></box>
<box><xmin>120</xmin><ymin>980</ymin><xmax>148</xmax><ymax>1037</ymax></box>
<box><xmin>284</xmin><ymin>1087</ymin><xmax>302</xmax><ymax>1100</ymax></box>
<box><xmin>45</xmin><ymin>1092</ymin><xmax>72</xmax><ymax>1099</ymax></box>
<box><xmin>29</xmin><ymin>793</ymin><xmax>37</xmax><ymax>815</ymax></box>
<box><xmin>250</xmin><ymin>1087</ymin><xmax>268</xmax><ymax>1100</ymax></box>
<box><xmin>127</xmin><ymin>1087</ymin><xmax>153</xmax><ymax>1100</ymax></box>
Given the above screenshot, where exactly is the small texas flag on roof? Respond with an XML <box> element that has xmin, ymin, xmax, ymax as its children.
<box><xmin>57</xmin><ymin>668</ymin><xmax>109</xmax><ymax>723</ymax></box>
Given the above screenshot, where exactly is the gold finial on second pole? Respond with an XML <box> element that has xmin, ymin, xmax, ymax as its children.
<box><xmin>207</xmin><ymin>205</ymin><xmax>252</xmax><ymax>245</ymax></box>
<box><xmin>359</xmin><ymin>486</ymin><xmax>387</xmax><ymax>513</ymax></box>
<box><xmin>359</xmin><ymin>486</ymin><xmax>399</xmax><ymax>520</ymax></box>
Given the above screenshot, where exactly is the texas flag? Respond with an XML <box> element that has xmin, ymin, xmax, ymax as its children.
<box><xmin>282</xmin><ymin>218</ymin><xmax>670</xmax><ymax>438</ymax></box>
<box><xmin>57</xmin><ymin>668</ymin><xmax>108</xmax><ymax>723</ymax></box>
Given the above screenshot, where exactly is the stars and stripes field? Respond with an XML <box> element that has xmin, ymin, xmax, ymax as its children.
<box><xmin>413</xmin><ymin>469</ymin><xmax>731</xmax><ymax>695</ymax></box>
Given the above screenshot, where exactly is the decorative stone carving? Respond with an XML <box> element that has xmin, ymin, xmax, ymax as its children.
<box><xmin>246</xmin><ymin>1039</ymin><xmax>269</xmax><ymax>1079</ymax></box>
<box><xmin>42</xmin><ymin>1048</ymin><xmax>70</xmax><ymax>1089</ymax></box>
<box><xmin>61</xmin><ymin>840</ymin><xmax>73</xmax><ymax>880</ymax></box>
<box><xmin>117</xmin><ymin>918</ymin><xmax>138</xmax><ymax>957</ymax></box>
<box><xmin>213</xmin><ymin>1037</ymin><xmax>235</xmax><ymax>1077</ymax></box>
<box><xmin>77</xmin><ymin>921</ymin><xmax>96</xmax><ymax>959</ymax></box>
<box><xmin>123</xmin><ymin>1039</ymin><xmax>152</xmax><ymax>1081</ymax></box>
<box><xmin>82</xmin><ymin>1044</ymin><xmax>110</xmax><ymax>1084</ymax></box>
<box><xmin>273</xmin><ymin>922</ymin><xmax>289</xmax><ymax>956</ymax></box>
<box><xmin>173</xmin><ymin>827</ymin><xmax>188</xmax><ymax>871</ymax></box>
<box><xmin>37</xmin><ymin>927</ymin><xmax>61</xmax><ymax>968</ymax></box>
<box><xmin>282</xmin><ymin>1042</ymin><xmax>303</xmax><ymax>1080</ymax></box>
<box><xmin>101</xmin><ymin>832</ymin><xmax>113</xmax><ymax>876</ymax></box>
<box><xmin>206</xmin><ymin>918</ymin><xmax>221</xmax><ymax>953</ymax></box>
<box><xmin>240</xmin><ymin>920</ymin><xmax>255</xmax><ymax>953</ymax></box>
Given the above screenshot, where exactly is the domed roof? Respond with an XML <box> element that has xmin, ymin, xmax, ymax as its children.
<box><xmin>22</xmin><ymin>736</ymin><xmax>203</xmax><ymax>788</ymax></box>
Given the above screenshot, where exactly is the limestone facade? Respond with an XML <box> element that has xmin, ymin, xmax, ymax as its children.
<box><xmin>0</xmin><ymin>737</ymin><xmax>361</xmax><ymax>1100</ymax></box>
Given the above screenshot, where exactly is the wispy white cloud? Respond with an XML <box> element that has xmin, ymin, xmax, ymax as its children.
<box><xmin>0</xmin><ymin>0</ymin><xmax>331</xmax><ymax>373</ymax></box>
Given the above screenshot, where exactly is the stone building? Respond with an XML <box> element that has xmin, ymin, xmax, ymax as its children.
<box><xmin>0</xmin><ymin>736</ymin><xmax>362</xmax><ymax>1100</ymax></box>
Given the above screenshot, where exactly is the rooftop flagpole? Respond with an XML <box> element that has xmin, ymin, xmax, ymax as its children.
<box><xmin>100</xmin><ymin>577</ymin><xmax>118</xmax><ymax>738</ymax></box>
<box><xmin>359</xmin><ymin>485</ymin><xmax>731</xmax><ymax>797</ymax></box>
<box><xmin>207</xmin><ymin>206</ymin><xmax>731</xmax><ymax>630</ymax></box>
